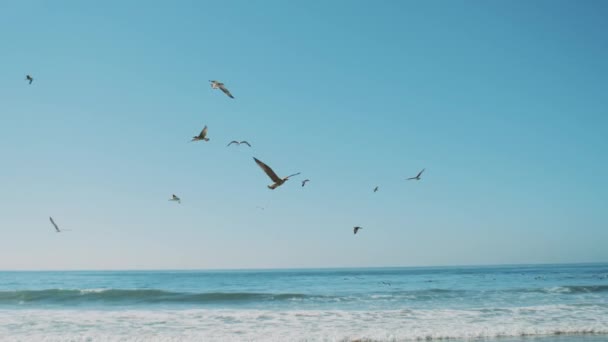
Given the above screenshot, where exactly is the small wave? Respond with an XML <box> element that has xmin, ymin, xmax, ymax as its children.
<box><xmin>0</xmin><ymin>289</ymin><xmax>324</xmax><ymax>306</ymax></box>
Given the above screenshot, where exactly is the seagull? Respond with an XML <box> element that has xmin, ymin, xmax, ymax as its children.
<box><xmin>253</xmin><ymin>157</ymin><xmax>300</xmax><ymax>190</ymax></box>
<box><xmin>227</xmin><ymin>140</ymin><xmax>251</xmax><ymax>147</ymax></box>
<box><xmin>209</xmin><ymin>80</ymin><xmax>234</xmax><ymax>99</ymax></box>
<box><xmin>49</xmin><ymin>217</ymin><xmax>70</xmax><ymax>232</ymax></box>
<box><xmin>169</xmin><ymin>194</ymin><xmax>181</xmax><ymax>204</ymax></box>
<box><xmin>407</xmin><ymin>168</ymin><xmax>425</xmax><ymax>181</ymax></box>
<box><xmin>26</xmin><ymin>75</ymin><xmax>33</xmax><ymax>84</ymax></box>
<box><xmin>373</xmin><ymin>186</ymin><xmax>379</xmax><ymax>193</ymax></box>
<box><xmin>380</xmin><ymin>281</ymin><xmax>391</xmax><ymax>286</ymax></box>
<box><xmin>191</xmin><ymin>125</ymin><xmax>209</xmax><ymax>142</ymax></box>
<box><xmin>353</xmin><ymin>226</ymin><xmax>363</xmax><ymax>235</ymax></box>
<box><xmin>302</xmin><ymin>179</ymin><xmax>310</xmax><ymax>187</ymax></box>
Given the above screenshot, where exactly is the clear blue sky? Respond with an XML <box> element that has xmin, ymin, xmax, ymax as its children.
<box><xmin>1</xmin><ymin>0</ymin><xmax>607</xmax><ymax>270</ymax></box>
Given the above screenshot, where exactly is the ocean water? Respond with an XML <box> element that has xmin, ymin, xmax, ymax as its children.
<box><xmin>0</xmin><ymin>264</ymin><xmax>607</xmax><ymax>341</ymax></box>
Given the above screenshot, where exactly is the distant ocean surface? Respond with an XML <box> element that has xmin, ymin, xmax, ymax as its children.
<box><xmin>0</xmin><ymin>264</ymin><xmax>607</xmax><ymax>341</ymax></box>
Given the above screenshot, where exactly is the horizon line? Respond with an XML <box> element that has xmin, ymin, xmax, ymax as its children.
<box><xmin>1</xmin><ymin>261</ymin><xmax>606</xmax><ymax>272</ymax></box>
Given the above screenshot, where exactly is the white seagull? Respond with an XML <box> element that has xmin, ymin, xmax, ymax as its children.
<box><xmin>209</xmin><ymin>80</ymin><xmax>234</xmax><ymax>99</ymax></box>
<box><xmin>253</xmin><ymin>157</ymin><xmax>300</xmax><ymax>190</ymax></box>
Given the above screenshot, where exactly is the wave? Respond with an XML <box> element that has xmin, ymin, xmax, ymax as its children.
<box><xmin>0</xmin><ymin>306</ymin><xmax>608</xmax><ymax>341</ymax></box>
<box><xmin>0</xmin><ymin>289</ymin><xmax>324</xmax><ymax>305</ymax></box>
<box><xmin>1</xmin><ymin>284</ymin><xmax>606</xmax><ymax>306</ymax></box>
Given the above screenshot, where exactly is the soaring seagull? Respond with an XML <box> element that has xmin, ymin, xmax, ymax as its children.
<box><xmin>253</xmin><ymin>157</ymin><xmax>300</xmax><ymax>190</ymax></box>
<box><xmin>373</xmin><ymin>186</ymin><xmax>379</xmax><ymax>193</ymax></box>
<box><xmin>353</xmin><ymin>226</ymin><xmax>363</xmax><ymax>235</ymax></box>
<box><xmin>191</xmin><ymin>125</ymin><xmax>209</xmax><ymax>142</ymax></box>
<box><xmin>209</xmin><ymin>80</ymin><xmax>234</xmax><ymax>99</ymax></box>
<box><xmin>227</xmin><ymin>140</ymin><xmax>251</xmax><ymax>147</ymax></box>
<box><xmin>26</xmin><ymin>75</ymin><xmax>33</xmax><ymax>84</ymax></box>
<box><xmin>301</xmin><ymin>179</ymin><xmax>310</xmax><ymax>187</ymax></box>
<box><xmin>49</xmin><ymin>217</ymin><xmax>69</xmax><ymax>232</ymax></box>
<box><xmin>169</xmin><ymin>194</ymin><xmax>181</xmax><ymax>204</ymax></box>
<box><xmin>407</xmin><ymin>168</ymin><xmax>425</xmax><ymax>181</ymax></box>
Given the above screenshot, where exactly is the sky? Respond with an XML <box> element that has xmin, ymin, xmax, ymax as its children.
<box><xmin>0</xmin><ymin>0</ymin><xmax>607</xmax><ymax>270</ymax></box>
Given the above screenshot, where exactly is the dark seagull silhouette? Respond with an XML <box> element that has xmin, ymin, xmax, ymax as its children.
<box><xmin>253</xmin><ymin>157</ymin><xmax>300</xmax><ymax>190</ymax></box>
<box><xmin>26</xmin><ymin>75</ymin><xmax>33</xmax><ymax>84</ymax></box>
<box><xmin>209</xmin><ymin>80</ymin><xmax>234</xmax><ymax>99</ymax></box>
<box><xmin>49</xmin><ymin>217</ymin><xmax>70</xmax><ymax>232</ymax></box>
<box><xmin>169</xmin><ymin>194</ymin><xmax>181</xmax><ymax>204</ymax></box>
<box><xmin>407</xmin><ymin>168</ymin><xmax>425</xmax><ymax>181</ymax></box>
<box><xmin>227</xmin><ymin>140</ymin><xmax>251</xmax><ymax>147</ymax></box>
<box><xmin>373</xmin><ymin>186</ymin><xmax>379</xmax><ymax>193</ymax></box>
<box><xmin>353</xmin><ymin>226</ymin><xmax>363</xmax><ymax>235</ymax></box>
<box><xmin>191</xmin><ymin>125</ymin><xmax>209</xmax><ymax>142</ymax></box>
<box><xmin>301</xmin><ymin>179</ymin><xmax>310</xmax><ymax>187</ymax></box>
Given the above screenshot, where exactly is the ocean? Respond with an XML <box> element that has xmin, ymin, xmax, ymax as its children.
<box><xmin>0</xmin><ymin>264</ymin><xmax>607</xmax><ymax>341</ymax></box>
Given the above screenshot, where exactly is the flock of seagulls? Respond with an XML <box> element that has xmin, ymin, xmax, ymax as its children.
<box><xmin>32</xmin><ymin>76</ymin><xmax>426</xmax><ymax>237</ymax></box>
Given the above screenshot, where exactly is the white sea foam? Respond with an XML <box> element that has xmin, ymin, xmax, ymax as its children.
<box><xmin>1</xmin><ymin>304</ymin><xmax>608</xmax><ymax>341</ymax></box>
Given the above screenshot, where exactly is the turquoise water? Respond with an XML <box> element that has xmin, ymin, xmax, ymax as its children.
<box><xmin>0</xmin><ymin>264</ymin><xmax>607</xmax><ymax>341</ymax></box>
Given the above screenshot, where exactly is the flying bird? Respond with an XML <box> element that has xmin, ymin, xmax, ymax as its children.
<box><xmin>209</xmin><ymin>80</ymin><xmax>234</xmax><ymax>99</ymax></box>
<box><xmin>353</xmin><ymin>226</ymin><xmax>363</xmax><ymax>235</ymax></box>
<box><xmin>302</xmin><ymin>179</ymin><xmax>310</xmax><ymax>187</ymax></box>
<box><xmin>169</xmin><ymin>194</ymin><xmax>181</xmax><ymax>204</ymax></box>
<box><xmin>373</xmin><ymin>186</ymin><xmax>379</xmax><ymax>193</ymax></box>
<box><xmin>253</xmin><ymin>157</ymin><xmax>300</xmax><ymax>190</ymax></box>
<box><xmin>380</xmin><ymin>281</ymin><xmax>392</xmax><ymax>286</ymax></box>
<box><xmin>191</xmin><ymin>125</ymin><xmax>209</xmax><ymax>142</ymax></box>
<box><xmin>49</xmin><ymin>217</ymin><xmax>70</xmax><ymax>232</ymax></box>
<box><xmin>26</xmin><ymin>75</ymin><xmax>33</xmax><ymax>84</ymax></box>
<box><xmin>227</xmin><ymin>140</ymin><xmax>251</xmax><ymax>147</ymax></box>
<box><xmin>407</xmin><ymin>168</ymin><xmax>425</xmax><ymax>181</ymax></box>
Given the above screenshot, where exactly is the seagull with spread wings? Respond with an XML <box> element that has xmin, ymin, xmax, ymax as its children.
<box><xmin>353</xmin><ymin>226</ymin><xmax>363</xmax><ymax>235</ymax></box>
<box><xmin>169</xmin><ymin>194</ymin><xmax>181</xmax><ymax>204</ymax></box>
<box><xmin>26</xmin><ymin>75</ymin><xmax>34</xmax><ymax>84</ymax></box>
<box><xmin>209</xmin><ymin>80</ymin><xmax>234</xmax><ymax>99</ymax></box>
<box><xmin>253</xmin><ymin>157</ymin><xmax>300</xmax><ymax>190</ymax></box>
<box><xmin>191</xmin><ymin>125</ymin><xmax>209</xmax><ymax>142</ymax></box>
<box><xmin>373</xmin><ymin>186</ymin><xmax>379</xmax><ymax>193</ymax></box>
<box><xmin>407</xmin><ymin>168</ymin><xmax>425</xmax><ymax>181</ymax></box>
<box><xmin>227</xmin><ymin>140</ymin><xmax>251</xmax><ymax>147</ymax></box>
<box><xmin>301</xmin><ymin>179</ymin><xmax>310</xmax><ymax>187</ymax></box>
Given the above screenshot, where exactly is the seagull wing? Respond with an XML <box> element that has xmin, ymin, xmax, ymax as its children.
<box><xmin>417</xmin><ymin>168</ymin><xmax>425</xmax><ymax>178</ymax></box>
<box><xmin>49</xmin><ymin>217</ymin><xmax>60</xmax><ymax>232</ymax></box>
<box><xmin>227</xmin><ymin>141</ymin><xmax>239</xmax><ymax>147</ymax></box>
<box><xmin>219</xmin><ymin>85</ymin><xmax>234</xmax><ymax>99</ymax></box>
<box><xmin>285</xmin><ymin>172</ymin><xmax>301</xmax><ymax>179</ymax></box>
<box><xmin>240</xmin><ymin>141</ymin><xmax>251</xmax><ymax>147</ymax></box>
<box><xmin>253</xmin><ymin>157</ymin><xmax>282</xmax><ymax>183</ymax></box>
<box><xmin>199</xmin><ymin>125</ymin><xmax>208</xmax><ymax>138</ymax></box>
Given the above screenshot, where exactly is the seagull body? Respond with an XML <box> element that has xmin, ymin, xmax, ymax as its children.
<box><xmin>373</xmin><ymin>186</ymin><xmax>379</xmax><ymax>193</ymax></box>
<box><xmin>353</xmin><ymin>226</ymin><xmax>363</xmax><ymax>235</ymax></box>
<box><xmin>191</xmin><ymin>125</ymin><xmax>209</xmax><ymax>142</ymax></box>
<box><xmin>227</xmin><ymin>140</ymin><xmax>251</xmax><ymax>147</ymax></box>
<box><xmin>302</xmin><ymin>179</ymin><xmax>310</xmax><ymax>187</ymax></box>
<box><xmin>26</xmin><ymin>75</ymin><xmax>33</xmax><ymax>84</ymax></box>
<box><xmin>253</xmin><ymin>157</ymin><xmax>300</xmax><ymax>190</ymax></box>
<box><xmin>169</xmin><ymin>194</ymin><xmax>181</xmax><ymax>204</ymax></box>
<box><xmin>407</xmin><ymin>168</ymin><xmax>425</xmax><ymax>181</ymax></box>
<box><xmin>209</xmin><ymin>80</ymin><xmax>234</xmax><ymax>99</ymax></box>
